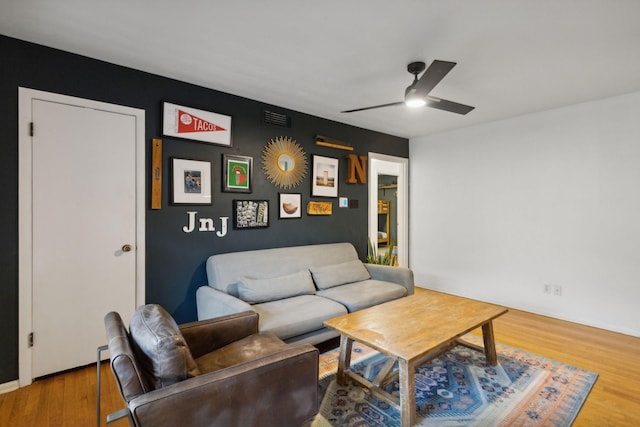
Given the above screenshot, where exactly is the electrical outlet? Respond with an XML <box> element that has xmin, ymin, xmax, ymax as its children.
<box><xmin>544</xmin><ymin>283</ymin><xmax>552</xmax><ymax>294</ymax></box>
<box><xmin>553</xmin><ymin>284</ymin><xmax>562</xmax><ymax>296</ymax></box>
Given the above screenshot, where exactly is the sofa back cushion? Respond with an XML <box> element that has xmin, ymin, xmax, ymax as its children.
<box><xmin>310</xmin><ymin>260</ymin><xmax>371</xmax><ymax>290</ymax></box>
<box><xmin>129</xmin><ymin>304</ymin><xmax>200</xmax><ymax>389</ymax></box>
<box><xmin>237</xmin><ymin>270</ymin><xmax>316</xmax><ymax>303</ymax></box>
<box><xmin>206</xmin><ymin>243</ymin><xmax>360</xmax><ymax>296</ymax></box>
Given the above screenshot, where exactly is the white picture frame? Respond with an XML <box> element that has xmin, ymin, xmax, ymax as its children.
<box><xmin>311</xmin><ymin>155</ymin><xmax>338</xmax><ymax>197</ymax></box>
<box><xmin>171</xmin><ymin>158</ymin><xmax>212</xmax><ymax>205</ymax></box>
<box><xmin>163</xmin><ymin>102</ymin><xmax>232</xmax><ymax>146</ymax></box>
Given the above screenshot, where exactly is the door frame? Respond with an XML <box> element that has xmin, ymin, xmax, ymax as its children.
<box><xmin>17</xmin><ymin>88</ymin><xmax>146</xmax><ymax>386</ymax></box>
<box><xmin>368</xmin><ymin>153</ymin><xmax>409</xmax><ymax>267</ymax></box>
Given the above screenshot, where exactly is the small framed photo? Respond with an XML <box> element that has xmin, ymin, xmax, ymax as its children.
<box><xmin>279</xmin><ymin>193</ymin><xmax>302</xmax><ymax>219</ymax></box>
<box><xmin>171</xmin><ymin>158</ymin><xmax>212</xmax><ymax>205</ymax></box>
<box><xmin>312</xmin><ymin>155</ymin><xmax>338</xmax><ymax>197</ymax></box>
<box><xmin>223</xmin><ymin>154</ymin><xmax>252</xmax><ymax>193</ymax></box>
<box><xmin>233</xmin><ymin>200</ymin><xmax>269</xmax><ymax>229</ymax></box>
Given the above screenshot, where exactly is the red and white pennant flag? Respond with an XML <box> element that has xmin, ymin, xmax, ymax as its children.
<box><xmin>177</xmin><ymin>109</ymin><xmax>226</xmax><ymax>133</ymax></box>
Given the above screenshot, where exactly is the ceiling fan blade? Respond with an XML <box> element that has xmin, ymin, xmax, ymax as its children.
<box><xmin>411</xmin><ymin>60</ymin><xmax>457</xmax><ymax>98</ymax></box>
<box><xmin>426</xmin><ymin>96</ymin><xmax>475</xmax><ymax>115</ymax></box>
<box><xmin>341</xmin><ymin>101</ymin><xmax>404</xmax><ymax>113</ymax></box>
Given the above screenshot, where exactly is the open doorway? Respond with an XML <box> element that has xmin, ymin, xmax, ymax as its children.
<box><xmin>368</xmin><ymin>153</ymin><xmax>409</xmax><ymax>267</ymax></box>
<box><xmin>377</xmin><ymin>174</ymin><xmax>397</xmax><ymax>261</ymax></box>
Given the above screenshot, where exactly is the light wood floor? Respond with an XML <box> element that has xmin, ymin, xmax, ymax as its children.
<box><xmin>1</xmin><ymin>306</ymin><xmax>639</xmax><ymax>426</ymax></box>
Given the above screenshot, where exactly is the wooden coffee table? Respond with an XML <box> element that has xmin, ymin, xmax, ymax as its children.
<box><xmin>323</xmin><ymin>288</ymin><xmax>508</xmax><ymax>427</ymax></box>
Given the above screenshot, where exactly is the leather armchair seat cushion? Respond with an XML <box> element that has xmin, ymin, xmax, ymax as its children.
<box><xmin>194</xmin><ymin>332</ymin><xmax>290</xmax><ymax>374</ymax></box>
<box><xmin>129</xmin><ymin>304</ymin><xmax>200</xmax><ymax>389</ymax></box>
<box><xmin>316</xmin><ymin>280</ymin><xmax>407</xmax><ymax>312</ymax></box>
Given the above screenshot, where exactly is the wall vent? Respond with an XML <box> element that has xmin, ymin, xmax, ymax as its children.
<box><xmin>263</xmin><ymin>110</ymin><xmax>291</xmax><ymax>128</ymax></box>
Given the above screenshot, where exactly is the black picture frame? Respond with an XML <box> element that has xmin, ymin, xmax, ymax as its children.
<box><xmin>279</xmin><ymin>193</ymin><xmax>302</xmax><ymax>219</ymax></box>
<box><xmin>233</xmin><ymin>200</ymin><xmax>269</xmax><ymax>229</ymax></box>
<box><xmin>222</xmin><ymin>154</ymin><xmax>252</xmax><ymax>193</ymax></box>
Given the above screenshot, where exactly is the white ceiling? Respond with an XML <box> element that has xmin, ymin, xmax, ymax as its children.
<box><xmin>3</xmin><ymin>0</ymin><xmax>640</xmax><ymax>139</ymax></box>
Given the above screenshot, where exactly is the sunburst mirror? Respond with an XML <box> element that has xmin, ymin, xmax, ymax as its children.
<box><xmin>262</xmin><ymin>136</ymin><xmax>307</xmax><ymax>189</ymax></box>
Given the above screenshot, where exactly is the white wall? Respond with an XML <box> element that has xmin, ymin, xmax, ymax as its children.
<box><xmin>410</xmin><ymin>91</ymin><xmax>640</xmax><ymax>337</ymax></box>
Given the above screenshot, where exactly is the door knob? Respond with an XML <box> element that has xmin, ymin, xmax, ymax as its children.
<box><xmin>122</xmin><ymin>244</ymin><xmax>132</xmax><ymax>252</ymax></box>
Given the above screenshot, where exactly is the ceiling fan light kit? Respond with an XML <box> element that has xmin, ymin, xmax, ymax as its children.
<box><xmin>404</xmin><ymin>95</ymin><xmax>427</xmax><ymax>108</ymax></box>
<box><xmin>341</xmin><ymin>60</ymin><xmax>474</xmax><ymax>115</ymax></box>
<box><xmin>404</xmin><ymin>61</ymin><xmax>427</xmax><ymax>107</ymax></box>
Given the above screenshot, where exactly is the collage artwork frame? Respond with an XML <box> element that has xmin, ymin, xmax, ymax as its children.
<box><xmin>233</xmin><ymin>200</ymin><xmax>269</xmax><ymax>229</ymax></box>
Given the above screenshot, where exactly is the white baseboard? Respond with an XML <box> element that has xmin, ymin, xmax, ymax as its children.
<box><xmin>0</xmin><ymin>380</ymin><xmax>19</xmax><ymax>395</ymax></box>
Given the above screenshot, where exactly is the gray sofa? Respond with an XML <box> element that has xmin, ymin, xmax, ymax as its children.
<box><xmin>196</xmin><ymin>242</ymin><xmax>414</xmax><ymax>345</ymax></box>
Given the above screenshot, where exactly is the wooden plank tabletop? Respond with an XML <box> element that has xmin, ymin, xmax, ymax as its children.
<box><xmin>323</xmin><ymin>288</ymin><xmax>508</xmax><ymax>362</ymax></box>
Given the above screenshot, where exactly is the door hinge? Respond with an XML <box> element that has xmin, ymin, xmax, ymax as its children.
<box><xmin>29</xmin><ymin>122</ymin><xmax>34</xmax><ymax>137</ymax></box>
<box><xmin>28</xmin><ymin>332</ymin><xmax>34</xmax><ymax>348</ymax></box>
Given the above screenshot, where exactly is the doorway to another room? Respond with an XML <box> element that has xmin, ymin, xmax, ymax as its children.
<box><xmin>377</xmin><ymin>174</ymin><xmax>398</xmax><ymax>264</ymax></box>
<box><xmin>368</xmin><ymin>153</ymin><xmax>408</xmax><ymax>267</ymax></box>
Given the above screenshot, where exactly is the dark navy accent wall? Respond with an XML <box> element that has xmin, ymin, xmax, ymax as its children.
<box><xmin>0</xmin><ymin>35</ymin><xmax>408</xmax><ymax>383</ymax></box>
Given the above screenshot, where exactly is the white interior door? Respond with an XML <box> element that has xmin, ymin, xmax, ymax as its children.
<box><xmin>368</xmin><ymin>153</ymin><xmax>409</xmax><ymax>267</ymax></box>
<box><xmin>19</xmin><ymin>89</ymin><xmax>145</xmax><ymax>380</ymax></box>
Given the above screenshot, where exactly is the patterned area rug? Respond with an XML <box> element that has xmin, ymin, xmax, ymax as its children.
<box><xmin>314</xmin><ymin>336</ymin><xmax>597</xmax><ymax>426</ymax></box>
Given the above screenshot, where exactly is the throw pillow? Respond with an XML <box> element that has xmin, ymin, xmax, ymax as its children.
<box><xmin>129</xmin><ymin>304</ymin><xmax>200</xmax><ymax>389</ymax></box>
<box><xmin>310</xmin><ymin>260</ymin><xmax>371</xmax><ymax>290</ymax></box>
<box><xmin>237</xmin><ymin>270</ymin><xmax>315</xmax><ymax>303</ymax></box>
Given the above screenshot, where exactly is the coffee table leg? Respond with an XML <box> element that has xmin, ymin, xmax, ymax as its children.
<box><xmin>398</xmin><ymin>358</ymin><xmax>415</xmax><ymax>427</ymax></box>
<box><xmin>337</xmin><ymin>335</ymin><xmax>353</xmax><ymax>386</ymax></box>
<box><xmin>482</xmin><ymin>320</ymin><xmax>498</xmax><ymax>365</ymax></box>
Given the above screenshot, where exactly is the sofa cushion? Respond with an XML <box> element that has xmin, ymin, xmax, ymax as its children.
<box><xmin>206</xmin><ymin>243</ymin><xmax>361</xmax><ymax>295</ymax></box>
<box><xmin>252</xmin><ymin>294</ymin><xmax>348</xmax><ymax>340</ymax></box>
<box><xmin>237</xmin><ymin>270</ymin><xmax>315</xmax><ymax>304</ymax></box>
<box><xmin>129</xmin><ymin>304</ymin><xmax>200</xmax><ymax>389</ymax></box>
<box><xmin>310</xmin><ymin>260</ymin><xmax>371</xmax><ymax>290</ymax></box>
<box><xmin>316</xmin><ymin>279</ymin><xmax>407</xmax><ymax>312</ymax></box>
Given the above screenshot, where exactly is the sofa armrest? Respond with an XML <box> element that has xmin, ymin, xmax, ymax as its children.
<box><xmin>179</xmin><ymin>311</ymin><xmax>258</xmax><ymax>358</ymax></box>
<box><xmin>364</xmin><ymin>264</ymin><xmax>414</xmax><ymax>295</ymax></box>
<box><xmin>127</xmin><ymin>343</ymin><xmax>319</xmax><ymax>427</ymax></box>
<box><xmin>196</xmin><ymin>286</ymin><xmax>253</xmax><ymax>320</ymax></box>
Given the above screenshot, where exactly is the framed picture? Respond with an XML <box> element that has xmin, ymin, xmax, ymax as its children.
<box><xmin>233</xmin><ymin>200</ymin><xmax>269</xmax><ymax>229</ymax></box>
<box><xmin>223</xmin><ymin>154</ymin><xmax>252</xmax><ymax>193</ymax></box>
<box><xmin>163</xmin><ymin>102</ymin><xmax>232</xmax><ymax>146</ymax></box>
<box><xmin>279</xmin><ymin>193</ymin><xmax>301</xmax><ymax>218</ymax></box>
<box><xmin>171</xmin><ymin>158</ymin><xmax>212</xmax><ymax>205</ymax></box>
<box><xmin>307</xmin><ymin>201</ymin><xmax>333</xmax><ymax>215</ymax></box>
<box><xmin>311</xmin><ymin>155</ymin><xmax>339</xmax><ymax>197</ymax></box>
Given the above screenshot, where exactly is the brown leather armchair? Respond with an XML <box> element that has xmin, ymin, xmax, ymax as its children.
<box><xmin>104</xmin><ymin>305</ymin><xmax>319</xmax><ymax>426</ymax></box>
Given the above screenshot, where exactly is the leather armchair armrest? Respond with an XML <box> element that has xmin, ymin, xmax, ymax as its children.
<box><xmin>364</xmin><ymin>263</ymin><xmax>415</xmax><ymax>295</ymax></box>
<box><xmin>179</xmin><ymin>311</ymin><xmax>258</xmax><ymax>358</ymax></box>
<box><xmin>128</xmin><ymin>343</ymin><xmax>319</xmax><ymax>427</ymax></box>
